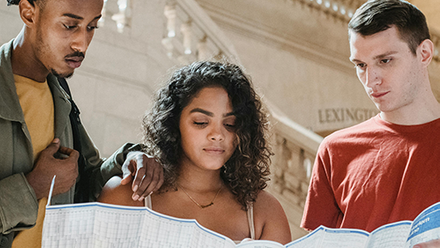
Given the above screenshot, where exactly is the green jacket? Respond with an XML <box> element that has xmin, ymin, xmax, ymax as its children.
<box><xmin>0</xmin><ymin>39</ymin><xmax>137</xmax><ymax>236</ymax></box>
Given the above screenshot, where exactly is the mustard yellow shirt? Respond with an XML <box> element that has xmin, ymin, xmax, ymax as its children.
<box><xmin>12</xmin><ymin>74</ymin><xmax>54</xmax><ymax>248</ymax></box>
<box><xmin>14</xmin><ymin>74</ymin><xmax>54</xmax><ymax>161</ymax></box>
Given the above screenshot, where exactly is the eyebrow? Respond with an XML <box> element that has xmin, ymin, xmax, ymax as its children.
<box><xmin>62</xmin><ymin>13</ymin><xmax>102</xmax><ymax>21</ymax></box>
<box><xmin>189</xmin><ymin>108</ymin><xmax>235</xmax><ymax>117</ymax></box>
<box><xmin>349</xmin><ymin>57</ymin><xmax>361</xmax><ymax>64</ymax></box>
<box><xmin>373</xmin><ymin>51</ymin><xmax>398</xmax><ymax>60</ymax></box>
<box><xmin>350</xmin><ymin>51</ymin><xmax>398</xmax><ymax>63</ymax></box>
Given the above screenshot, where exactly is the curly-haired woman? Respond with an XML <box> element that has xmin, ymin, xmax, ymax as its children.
<box><xmin>98</xmin><ymin>61</ymin><xmax>291</xmax><ymax>244</ymax></box>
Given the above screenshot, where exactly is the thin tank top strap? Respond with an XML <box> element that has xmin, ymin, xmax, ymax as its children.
<box><xmin>144</xmin><ymin>194</ymin><xmax>152</xmax><ymax>209</ymax></box>
<box><xmin>247</xmin><ymin>203</ymin><xmax>255</xmax><ymax>240</ymax></box>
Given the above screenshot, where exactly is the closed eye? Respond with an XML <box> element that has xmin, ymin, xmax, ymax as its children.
<box><xmin>63</xmin><ymin>24</ymin><xmax>77</xmax><ymax>30</ymax></box>
<box><xmin>380</xmin><ymin>58</ymin><xmax>392</xmax><ymax>64</ymax></box>
<box><xmin>224</xmin><ymin>123</ymin><xmax>236</xmax><ymax>132</ymax></box>
<box><xmin>194</xmin><ymin>121</ymin><xmax>208</xmax><ymax>127</ymax></box>
<box><xmin>87</xmin><ymin>25</ymin><xmax>99</xmax><ymax>31</ymax></box>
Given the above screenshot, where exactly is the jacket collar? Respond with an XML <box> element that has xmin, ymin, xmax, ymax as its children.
<box><xmin>0</xmin><ymin>39</ymin><xmax>72</xmax><ymax>137</ymax></box>
<box><xmin>48</xmin><ymin>74</ymin><xmax>72</xmax><ymax>138</ymax></box>
<box><xmin>0</xmin><ymin>39</ymin><xmax>24</xmax><ymax>122</ymax></box>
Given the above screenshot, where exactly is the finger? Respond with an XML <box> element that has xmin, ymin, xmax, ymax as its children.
<box><xmin>154</xmin><ymin>170</ymin><xmax>164</xmax><ymax>192</ymax></box>
<box><xmin>131</xmin><ymin>160</ymin><xmax>137</xmax><ymax>176</ymax></box>
<box><xmin>137</xmin><ymin>179</ymin><xmax>156</xmax><ymax>201</ymax></box>
<box><xmin>127</xmin><ymin>160</ymin><xmax>139</xmax><ymax>188</ymax></box>
<box><xmin>120</xmin><ymin>174</ymin><xmax>133</xmax><ymax>185</ymax></box>
<box><xmin>120</xmin><ymin>159</ymin><xmax>134</xmax><ymax>185</ymax></box>
<box><xmin>42</xmin><ymin>138</ymin><xmax>61</xmax><ymax>155</ymax></box>
<box><xmin>136</xmin><ymin>166</ymin><xmax>165</xmax><ymax>201</ymax></box>
<box><xmin>122</xmin><ymin>151</ymin><xmax>143</xmax><ymax>180</ymax></box>
<box><xmin>133</xmin><ymin>158</ymin><xmax>164</xmax><ymax>200</ymax></box>
<box><xmin>142</xmin><ymin>167</ymin><xmax>164</xmax><ymax>197</ymax></box>
<box><xmin>131</xmin><ymin>166</ymin><xmax>148</xmax><ymax>200</ymax></box>
<box><xmin>58</xmin><ymin>146</ymin><xmax>80</xmax><ymax>160</ymax></box>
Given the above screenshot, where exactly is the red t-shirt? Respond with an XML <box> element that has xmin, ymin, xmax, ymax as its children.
<box><xmin>301</xmin><ymin>114</ymin><xmax>440</xmax><ymax>232</ymax></box>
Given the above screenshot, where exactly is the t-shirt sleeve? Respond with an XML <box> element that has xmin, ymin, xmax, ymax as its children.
<box><xmin>301</xmin><ymin>141</ymin><xmax>342</xmax><ymax>231</ymax></box>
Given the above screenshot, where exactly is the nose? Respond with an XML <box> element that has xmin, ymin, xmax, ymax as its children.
<box><xmin>208</xmin><ymin>124</ymin><xmax>224</xmax><ymax>141</ymax></box>
<box><xmin>364</xmin><ymin>67</ymin><xmax>381</xmax><ymax>87</ymax></box>
<box><xmin>71</xmin><ymin>29</ymin><xmax>91</xmax><ymax>53</ymax></box>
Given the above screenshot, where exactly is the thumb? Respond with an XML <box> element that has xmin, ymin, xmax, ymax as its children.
<box><xmin>120</xmin><ymin>174</ymin><xmax>133</xmax><ymax>185</ymax></box>
<box><xmin>121</xmin><ymin>160</ymin><xmax>135</xmax><ymax>185</ymax></box>
<box><xmin>44</xmin><ymin>138</ymin><xmax>61</xmax><ymax>154</ymax></box>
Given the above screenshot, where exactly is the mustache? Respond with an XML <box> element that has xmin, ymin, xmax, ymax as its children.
<box><xmin>65</xmin><ymin>51</ymin><xmax>85</xmax><ymax>59</ymax></box>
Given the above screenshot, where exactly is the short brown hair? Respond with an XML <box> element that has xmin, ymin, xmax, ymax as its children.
<box><xmin>348</xmin><ymin>0</ymin><xmax>430</xmax><ymax>55</ymax></box>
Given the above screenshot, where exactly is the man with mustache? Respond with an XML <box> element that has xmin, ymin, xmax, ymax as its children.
<box><xmin>0</xmin><ymin>0</ymin><xmax>163</xmax><ymax>246</ymax></box>
<box><xmin>302</xmin><ymin>1</ymin><xmax>440</xmax><ymax>246</ymax></box>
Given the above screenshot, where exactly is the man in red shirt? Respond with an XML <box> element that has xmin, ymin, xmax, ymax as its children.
<box><xmin>302</xmin><ymin>1</ymin><xmax>440</xmax><ymax>247</ymax></box>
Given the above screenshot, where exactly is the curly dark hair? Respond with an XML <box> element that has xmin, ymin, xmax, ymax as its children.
<box><xmin>142</xmin><ymin>61</ymin><xmax>271</xmax><ymax>209</ymax></box>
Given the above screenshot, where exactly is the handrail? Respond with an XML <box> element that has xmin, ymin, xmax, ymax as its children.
<box><xmin>266</xmin><ymin>101</ymin><xmax>323</xmax><ymax>156</ymax></box>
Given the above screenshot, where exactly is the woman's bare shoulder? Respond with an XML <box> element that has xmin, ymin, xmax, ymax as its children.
<box><xmin>254</xmin><ymin>190</ymin><xmax>283</xmax><ymax>211</ymax></box>
<box><xmin>253</xmin><ymin>190</ymin><xmax>292</xmax><ymax>244</ymax></box>
<box><xmin>98</xmin><ymin>176</ymin><xmax>144</xmax><ymax>207</ymax></box>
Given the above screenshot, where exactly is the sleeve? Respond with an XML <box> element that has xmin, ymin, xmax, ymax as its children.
<box><xmin>300</xmin><ymin>140</ymin><xmax>342</xmax><ymax>231</ymax></box>
<box><xmin>0</xmin><ymin>173</ymin><xmax>38</xmax><ymax>234</ymax></box>
<box><xmin>76</xmin><ymin>122</ymin><xmax>143</xmax><ymax>202</ymax></box>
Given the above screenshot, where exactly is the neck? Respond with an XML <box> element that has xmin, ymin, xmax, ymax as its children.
<box><xmin>176</xmin><ymin>166</ymin><xmax>225</xmax><ymax>210</ymax></box>
<box><xmin>380</xmin><ymin>94</ymin><xmax>440</xmax><ymax>125</ymax></box>
<box><xmin>177</xmin><ymin>165</ymin><xmax>224</xmax><ymax>193</ymax></box>
<box><xmin>12</xmin><ymin>26</ymin><xmax>49</xmax><ymax>82</ymax></box>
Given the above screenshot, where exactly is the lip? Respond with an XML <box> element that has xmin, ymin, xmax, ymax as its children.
<box><xmin>203</xmin><ymin>148</ymin><xmax>225</xmax><ymax>154</ymax></box>
<box><xmin>370</xmin><ymin>91</ymin><xmax>389</xmax><ymax>98</ymax></box>
<box><xmin>65</xmin><ymin>56</ymin><xmax>84</xmax><ymax>69</ymax></box>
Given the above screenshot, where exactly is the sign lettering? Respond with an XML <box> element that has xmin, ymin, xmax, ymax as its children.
<box><xmin>318</xmin><ymin>108</ymin><xmax>378</xmax><ymax>124</ymax></box>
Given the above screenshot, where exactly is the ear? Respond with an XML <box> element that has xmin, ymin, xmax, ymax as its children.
<box><xmin>19</xmin><ymin>0</ymin><xmax>37</xmax><ymax>28</ymax></box>
<box><xmin>418</xmin><ymin>39</ymin><xmax>434</xmax><ymax>66</ymax></box>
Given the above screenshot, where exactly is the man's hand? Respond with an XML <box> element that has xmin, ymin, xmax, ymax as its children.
<box><xmin>414</xmin><ymin>239</ymin><xmax>440</xmax><ymax>248</ymax></box>
<box><xmin>26</xmin><ymin>138</ymin><xmax>79</xmax><ymax>199</ymax></box>
<box><xmin>121</xmin><ymin>151</ymin><xmax>164</xmax><ymax>201</ymax></box>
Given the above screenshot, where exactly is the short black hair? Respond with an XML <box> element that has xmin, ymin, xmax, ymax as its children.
<box><xmin>348</xmin><ymin>0</ymin><xmax>430</xmax><ymax>55</ymax></box>
<box><xmin>7</xmin><ymin>0</ymin><xmax>38</xmax><ymax>6</ymax></box>
<box><xmin>6</xmin><ymin>0</ymin><xmax>20</xmax><ymax>5</ymax></box>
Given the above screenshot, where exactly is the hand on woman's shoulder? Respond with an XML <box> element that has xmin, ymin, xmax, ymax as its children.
<box><xmin>254</xmin><ymin>190</ymin><xmax>292</xmax><ymax>244</ymax></box>
<box><xmin>98</xmin><ymin>176</ymin><xmax>144</xmax><ymax>207</ymax></box>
